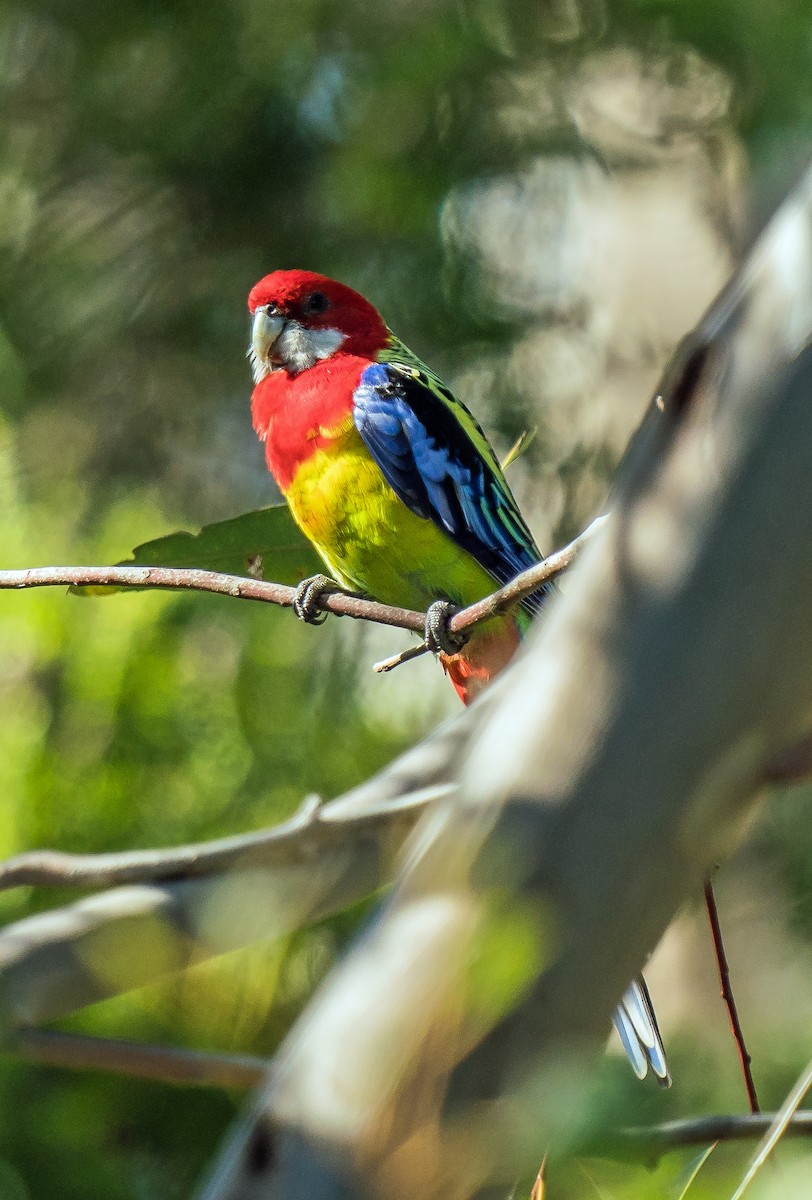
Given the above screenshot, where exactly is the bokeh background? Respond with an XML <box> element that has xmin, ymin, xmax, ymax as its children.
<box><xmin>0</xmin><ymin>0</ymin><xmax>810</xmax><ymax>1196</ymax></box>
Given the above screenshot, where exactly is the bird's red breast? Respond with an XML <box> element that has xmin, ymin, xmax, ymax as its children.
<box><xmin>251</xmin><ymin>354</ymin><xmax>372</xmax><ymax>492</ymax></box>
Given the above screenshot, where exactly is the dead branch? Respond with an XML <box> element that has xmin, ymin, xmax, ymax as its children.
<box><xmin>0</xmin><ymin>520</ymin><xmax>589</xmax><ymax>648</ymax></box>
<box><xmin>704</xmin><ymin>879</ymin><xmax>761</xmax><ymax>1113</ymax></box>
<box><xmin>0</xmin><ymin>771</ymin><xmax>459</xmax><ymax>1028</ymax></box>
<box><xmin>194</xmin><ymin>166</ymin><xmax>812</xmax><ymax>1200</ymax></box>
<box><xmin>0</xmin><ymin>787</ymin><xmax>447</xmax><ymax>893</ymax></box>
<box><xmin>10</xmin><ymin>1028</ymin><xmax>268</xmax><ymax>1091</ymax></box>
<box><xmin>619</xmin><ymin>1113</ymin><xmax>812</xmax><ymax>1158</ymax></box>
<box><xmin>11</xmin><ymin>1028</ymin><xmax>812</xmax><ymax>1162</ymax></box>
<box><xmin>0</xmin><ymin>690</ymin><xmax>485</xmax><ymax>1028</ymax></box>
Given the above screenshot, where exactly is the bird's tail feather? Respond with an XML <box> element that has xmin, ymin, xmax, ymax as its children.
<box><xmin>613</xmin><ymin>976</ymin><xmax>671</xmax><ymax>1086</ymax></box>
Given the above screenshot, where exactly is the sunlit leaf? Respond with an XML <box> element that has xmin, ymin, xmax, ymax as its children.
<box><xmin>75</xmin><ymin>506</ymin><xmax>322</xmax><ymax>595</ymax></box>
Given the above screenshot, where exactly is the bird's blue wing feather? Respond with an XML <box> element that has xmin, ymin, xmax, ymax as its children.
<box><xmin>353</xmin><ymin>360</ymin><xmax>549</xmax><ymax>615</ymax></box>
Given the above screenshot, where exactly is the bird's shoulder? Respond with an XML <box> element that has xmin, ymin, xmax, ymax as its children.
<box><xmin>351</xmin><ymin>332</ymin><xmax>546</xmax><ymax>614</ymax></box>
<box><xmin>363</xmin><ymin>331</ymin><xmax>505</xmax><ymax>481</ymax></box>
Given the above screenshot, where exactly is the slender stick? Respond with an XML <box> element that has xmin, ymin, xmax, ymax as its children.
<box><xmin>11</xmin><ymin>1027</ymin><xmax>812</xmax><ymax>1164</ymax></box>
<box><xmin>704</xmin><ymin>879</ymin><xmax>761</xmax><ymax>1113</ymax></box>
<box><xmin>0</xmin><ymin>786</ymin><xmax>445</xmax><ymax>892</ymax></box>
<box><xmin>373</xmin><ymin>643</ymin><xmax>430</xmax><ymax>673</ymax></box>
<box><xmin>11</xmin><ymin>1028</ymin><xmax>268</xmax><ymax>1091</ymax></box>
<box><xmin>0</xmin><ymin>517</ymin><xmax>607</xmax><ymax>657</ymax></box>
<box><xmin>0</xmin><ymin>565</ymin><xmax>427</xmax><ymax>634</ymax></box>
<box><xmin>448</xmin><ymin>515</ymin><xmax>607</xmax><ymax>636</ymax></box>
<box><xmin>620</xmin><ymin>1112</ymin><xmax>812</xmax><ymax>1156</ymax></box>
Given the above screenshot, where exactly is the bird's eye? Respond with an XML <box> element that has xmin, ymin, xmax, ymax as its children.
<box><xmin>303</xmin><ymin>291</ymin><xmax>329</xmax><ymax>315</ymax></box>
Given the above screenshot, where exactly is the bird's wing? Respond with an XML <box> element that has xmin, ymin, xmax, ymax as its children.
<box><xmin>353</xmin><ymin>339</ymin><xmax>548</xmax><ymax>614</ymax></box>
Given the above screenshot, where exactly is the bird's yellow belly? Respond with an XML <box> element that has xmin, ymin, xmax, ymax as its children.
<box><xmin>285</xmin><ymin>428</ymin><xmax>497</xmax><ymax>612</ymax></box>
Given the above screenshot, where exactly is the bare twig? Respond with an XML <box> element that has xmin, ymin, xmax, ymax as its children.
<box><xmin>373</xmin><ymin>643</ymin><xmax>431</xmax><ymax>674</ymax></box>
<box><xmin>0</xmin><ymin>565</ymin><xmax>427</xmax><ymax>634</ymax></box>
<box><xmin>0</xmin><ymin>518</ymin><xmax>604</xmax><ymax>666</ymax></box>
<box><xmin>620</xmin><ymin>1112</ymin><xmax>812</xmax><ymax>1158</ymax></box>
<box><xmin>0</xmin><ymin>690</ymin><xmax>476</xmax><ymax>1029</ymax></box>
<box><xmin>11</xmin><ymin>1025</ymin><xmax>812</xmax><ymax>1163</ymax></box>
<box><xmin>0</xmin><ymin>713</ymin><xmax>467</xmax><ymax>1028</ymax></box>
<box><xmin>0</xmin><ymin>786</ymin><xmax>449</xmax><ymax>893</ymax></box>
<box><xmin>447</xmin><ymin>514</ymin><xmax>607</xmax><ymax>635</ymax></box>
<box><xmin>11</xmin><ymin>1028</ymin><xmax>268</xmax><ymax>1091</ymax></box>
<box><xmin>704</xmin><ymin>879</ymin><xmax>761</xmax><ymax>1114</ymax></box>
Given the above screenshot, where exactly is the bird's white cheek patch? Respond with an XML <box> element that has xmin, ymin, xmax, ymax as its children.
<box><xmin>278</xmin><ymin>323</ymin><xmax>346</xmax><ymax>374</ymax></box>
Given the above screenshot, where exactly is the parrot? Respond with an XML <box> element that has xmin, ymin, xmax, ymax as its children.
<box><xmin>247</xmin><ymin>268</ymin><xmax>547</xmax><ymax>707</ymax></box>
<box><xmin>247</xmin><ymin>268</ymin><xmax>669</xmax><ymax>1084</ymax></box>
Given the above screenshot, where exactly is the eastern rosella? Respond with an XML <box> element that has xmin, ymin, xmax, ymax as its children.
<box><xmin>246</xmin><ymin>268</ymin><xmax>670</xmax><ymax>1086</ymax></box>
<box><xmin>248</xmin><ymin>269</ymin><xmax>547</xmax><ymax>706</ymax></box>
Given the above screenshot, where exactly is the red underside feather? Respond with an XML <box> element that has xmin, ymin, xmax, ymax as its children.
<box><xmin>251</xmin><ymin>355</ymin><xmax>370</xmax><ymax>491</ymax></box>
<box><xmin>440</xmin><ymin>621</ymin><xmax>522</xmax><ymax>706</ymax></box>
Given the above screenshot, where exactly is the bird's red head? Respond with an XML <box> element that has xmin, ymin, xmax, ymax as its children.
<box><xmin>247</xmin><ymin>270</ymin><xmax>388</xmax><ymax>380</ymax></box>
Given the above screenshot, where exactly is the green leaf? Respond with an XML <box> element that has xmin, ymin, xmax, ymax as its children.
<box><xmin>76</xmin><ymin>505</ymin><xmax>322</xmax><ymax>595</ymax></box>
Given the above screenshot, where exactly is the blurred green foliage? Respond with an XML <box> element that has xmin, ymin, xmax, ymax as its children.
<box><xmin>0</xmin><ymin>0</ymin><xmax>810</xmax><ymax>1195</ymax></box>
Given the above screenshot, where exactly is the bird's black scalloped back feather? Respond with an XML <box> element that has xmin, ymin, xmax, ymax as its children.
<box><xmin>354</xmin><ymin>339</ymin><xmax>549</xmax><ymax>617</ymax></box>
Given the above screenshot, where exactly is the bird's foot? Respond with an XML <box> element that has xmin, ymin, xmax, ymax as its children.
<box><xmin>424</xmin><ymin>600</ymin><xmax>468</xmax><ymax>656</ymax></box>
<box><xmin>292</xmin><ymin>574</ymin><xmax>341</xmax><ymax>625</ymax></box>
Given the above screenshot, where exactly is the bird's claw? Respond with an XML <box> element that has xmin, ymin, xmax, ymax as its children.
<box><xmin>292</xmin><ymin>574</ymin><xmax>338</xmax><ymax>625</ymax></box>
<box><xmin>424</xmin><ymin>600</ymin><xmax>467</xmax><ymax>656</ymax></box>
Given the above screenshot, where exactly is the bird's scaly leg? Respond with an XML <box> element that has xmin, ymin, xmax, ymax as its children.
<box><xmin>292</xmin><ymin>574</ymin><xmax>344</xmax><ymax>625</ymax></box>
<box><xmin>424</xmin><ymin>600</ymin><xmax>468</xmax><ymax>656</ymax></box>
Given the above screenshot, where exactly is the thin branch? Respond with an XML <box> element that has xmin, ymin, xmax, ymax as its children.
<box><xmin>704</xmin><ymin>879</ymin><xmax>761</xmax><ymax>1114</ymax></box>
<box><xmin>11</xmin><ymin>1028</ymin><xmax>268</xmax><ymax>1091</ymax></box>
<box><xmin>0</xmin><ymin>565</ymin><xmax>427</xmax><ymax>634</ymax></box>
<box><xmin>0</xmin><ymin>786</ymin><xmax>448</xmax><ymax>893</ymax></box>
<box><xmin>0</xmin><ymin>707</ymin><xmax>471</xmax><ymax>1028</ymax></box>
<box><xmin>373</xmin><ymin>643</ymin><xmax>430</xmax><ymax>673</ymax></box>
<box><xmin>11</xmin><ymin>1026</ymin><xmax>812</xmax><ymax>1162</ymax></box>
<box><xmin>0</xmin><ymin>518</ymin><xmax>604</xmax><ymax>663</ymax></box>
<box><xmin>447</xmin><ymin>514</ymin><xmax>608</xmax><ymax>636</ymax></box>
<box><xmin>620</xmin><ymin>1112</ymin><xmax>812</xmax><ymax>1158</ymax></box>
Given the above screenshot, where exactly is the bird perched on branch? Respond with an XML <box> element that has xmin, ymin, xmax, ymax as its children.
<box><xmin>248</xmin><ymin>269</ymin><xmax>550</xmax><ymax>706</ymax></box>
<box><xmin>246</xmin><ymin>270</ymin><xmax>670</xmax><ymax>1086</ymax></box>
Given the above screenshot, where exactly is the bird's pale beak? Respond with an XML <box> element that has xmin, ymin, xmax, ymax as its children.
<box><xmin>249</xmin><ymin>307</ymin><xmax>287</xmax><ymax>382</ymax></box>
